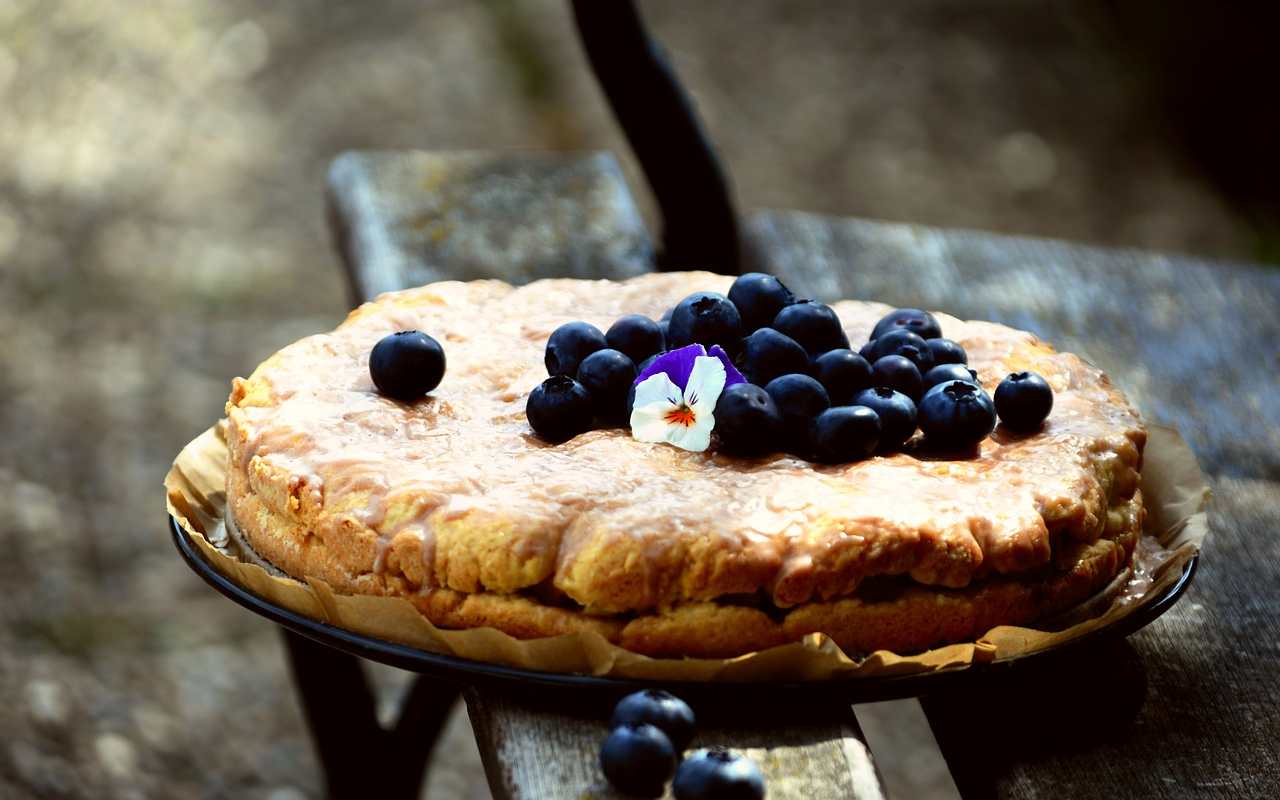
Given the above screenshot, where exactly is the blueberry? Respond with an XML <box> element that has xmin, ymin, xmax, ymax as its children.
<box><xmin>600</xmin><ymin>723</ymin><xmax>677</xmax><ymax>798</ymax></box>
<box><xmin>607</xmin><ymin>315</ymin><xmax>666</xmax><ymax>365</ymax></box>
<box><xmin>853</xmin><ymin>387</ymin><xmax>918</xmax><ymax>451</ymax></box>
<box><xmin>738</xmin><ymin>328</ymin><xmax>809</xmax><ymax>386</ymax></box>
<box><xmin>609</xmin><ymin>690</ymin><xmax>697</xmax><ymax>753</ymax></box>
<box><xmin>926</xmin><ymin>337</ymin><xmax>967</xmax><ymax>366</ymax></box>
<box><xmin>870</xmin><ymin>308</ymin><xmax>942</xmax><ymax>341</ymax></box>
<box><xmin>868</xmin><ymin>329</ymin><xmax>934</xmax><ymax>373</ymax></box>
<box><xmin>994</xmin><ymin>371</ymin><xmax>1054</xmax><ymax>432</ymax></box>
<box><xmin>923</xmin><ymin>363</ymin><xmax>979</xmax><ymax>391</ymax></box>
<box><xmin>812</xmin><ymin>349</ymin><xmax>873</xmax><ymax>405</ymax></box>
<box><xmin>545</xmin><ymin>321</ymin><xmax>606</xmax><ymax>376</ymax></box>
<box><xmin>764</xmin><ymin>373</ymin><xmax>830</xmax><ymax>452</ymax></box>
<box><xmin>713</xmin><ymin>383</ymin><xmax>783</xmax><ymax>457</ymax></box>
<box><xmin>661</xmin><ymin>307</ymin><xmax>674</xmax><ymax>323</ymax></box>
<box><xmin>858</xmin><ymin>339</ymin><xmax>878</xmax><ymax>362</ymax></box>
<box><xmin>772</xmin><ymin>300</ymin><xmax>850</xmax><ymax>356</ymax></box>
<box><xmin>577</xmin><ymin>349</ymin><xmax>637</xmax><ymax>424</ymax></box>
<box><xmin>919</xmin><ymin>379</ymin><xmax>997</xmax><ymax>450</ymax></box>
<box><xmin>673</xmin><ymin>748</ymin><xmax>765</xmax><ymax>800</ymax></box>
<box><xmin>871</xmin><ymin>354</ymin><xmax>924</xmax><ymax>401</ymax></box>
<box><xmin>810</xmin><ymin>406</ymin><xmax>881</xmax><ymax>464</ymax></box>
<box><xmin>369</xmin><ymin>331</ymin><xmax>446</xmax><ymax>401</ymax></box>
<box><xmin>526</xmin><ymin>375</ymin><xmax>594</xmax><ymax>443</ymax></box>
<box><xmin>728</xmin><ymin>272</ymin><xmax>796</xmax><ymax>332</ymax></box>
<box><xmin>668</xmin><ymin>292</ymin><xmax>742</xmax><ymax>351</ymax></box>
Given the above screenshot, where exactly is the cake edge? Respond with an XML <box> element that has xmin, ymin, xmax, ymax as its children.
<box><xmin>226</xmin><ymin>464</ymin><xmax>1142</xmax><ymax>658</ymax></box>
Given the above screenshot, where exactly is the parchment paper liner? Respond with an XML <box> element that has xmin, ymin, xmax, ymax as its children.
<box><xmin>166</xmin><ymin>422</ymin><xmax>1209</xmax><ymax>682</ymax></box>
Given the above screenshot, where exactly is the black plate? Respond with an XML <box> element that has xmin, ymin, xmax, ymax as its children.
<box><xmin>171</xmin><ymin>515</ymin><xmax>1197</xmax><ymax>702</ymax></box>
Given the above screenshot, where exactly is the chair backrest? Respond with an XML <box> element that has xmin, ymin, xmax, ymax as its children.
<box><xmin>571</xmin><ymin>0</ymin><xmax>741</xmax><ymax>274</ymax></box>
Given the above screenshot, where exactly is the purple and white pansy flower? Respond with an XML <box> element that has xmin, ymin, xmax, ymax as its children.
<box><xmin>629</xmin><ymin>344</ymin><xmax>747</xmax><ymax>452</ymax></box>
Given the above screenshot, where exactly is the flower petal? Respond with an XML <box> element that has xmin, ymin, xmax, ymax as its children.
<box><xmin>708</xmin><ymin>345</ymin><xmax>748</xmax><ymax>388</ymax></box>
<box><xmin>630</xmin><ymin>400</ymin><xmax>677</xmax><ymax>443</ymax></box>
<box><xmin>683</xmin><ymin>355</ymin><xmax>727</xmax><ymax>415</ymax></box>
<box><xmin>631</xmin><ymin>372</ymin><xmax>683</xmax><ymax>411</ymax></box>
<box><xmin>666</xmin><ymin>410</ymin><xmax>714</xmax><ymax>452</ymax></box>
<box><xmin>633</xmin><ymin>343</ymin><xmax>706</xmax><ymax>391</ymax></box>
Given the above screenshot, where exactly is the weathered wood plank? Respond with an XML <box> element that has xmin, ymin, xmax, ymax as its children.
<box><xmin>466</xmin><ymin>689</ymin><xmax>886</xmax><ymax>800</ymax></box>
<box><xmin>854</xmin><ymin>699</ymin><xmax>962</xmax><ymax>800</ymax></box>
<box><xmin>326</xmin><ymin>150</ymin><xmax>654</xmax><ymax>302</ymax></box>
<box><xmin>744</xmin><ymin>210</ymin><xmax>1280</xmax><ymax>800</ymax></box>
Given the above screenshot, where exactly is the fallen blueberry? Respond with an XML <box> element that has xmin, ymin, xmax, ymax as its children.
<box><xmin>673</xmin><ymin>748</ymin><xmax>765</xmax><ymax>800</ymax></box>
<box><xmin>600</xmin><ymin>723</ymin><xmax>677</xmax><ymax>798</ymax></box>
<box><xmin>610</xmin><ymin>689</ymin><xmax>697</xmax><ymax>752</ymax></box>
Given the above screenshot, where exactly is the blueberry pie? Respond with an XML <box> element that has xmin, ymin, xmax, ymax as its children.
<box><xmin>224</xmin><ymin>272</ymin><xmax>1144</xmax><ymax>658</ymax></box>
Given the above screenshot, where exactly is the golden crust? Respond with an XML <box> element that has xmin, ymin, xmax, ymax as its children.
<box><xmin>224</xmin><ymin>272</ymin><xmax>1147</xmax><ymax>656</ymax></box>
<box><xmin>228</xmin><ymin>474</ymin><xmax>1141</xmax><ymax>657</ymax></box>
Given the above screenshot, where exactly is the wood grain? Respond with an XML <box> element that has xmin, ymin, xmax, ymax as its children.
<box><xmin>326</xmin><ymin>150</ymin><xmax>653</xmax><ymax>302</ymax></box>
<box><xmin>466</xmin><ymin>689</ymin><xmax>886</xmax><ymax>800</ymax></box>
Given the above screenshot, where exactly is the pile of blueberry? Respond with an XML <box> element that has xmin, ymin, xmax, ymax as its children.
<box><xmin>526</xmin><ymin>272</ymin><xmax>1054</xmax><ymax>460</ymax></box>
<box><xmin>600</xmin><ymin>689</ymin><xmax>765</xmax><ymax>799</ymax></box>
<box><xmin>526</xmin><ymin>314</ymin><xmax>665</xmax><ymax>441</ymax></box>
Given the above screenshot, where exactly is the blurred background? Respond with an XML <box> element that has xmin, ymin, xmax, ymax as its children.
<box><xmin>0</xmin><ymin>1</ymin><xmax>1275</xmax><ymax>797</ymax></box>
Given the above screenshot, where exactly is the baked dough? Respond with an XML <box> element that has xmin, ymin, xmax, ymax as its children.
<box><xmin>225</xmin><ymin>272</ymin><xmax>1145</xmax><ymax>657</ymax></box>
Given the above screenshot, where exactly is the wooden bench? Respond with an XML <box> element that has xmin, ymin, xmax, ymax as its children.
<box><xmin>315</xmin><ymin>148</ymin><xmax>1280</xmax><ymax>799</ymax></box>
